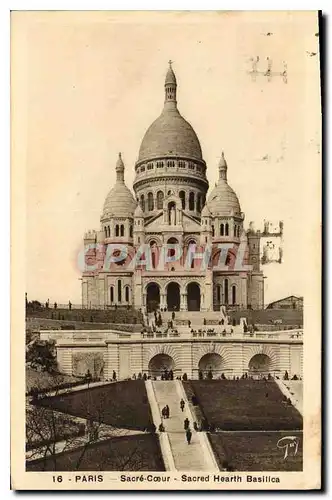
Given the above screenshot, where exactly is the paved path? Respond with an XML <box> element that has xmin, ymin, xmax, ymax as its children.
<box><xmin>281</xmin><ymin>380</ymin><xmax>303</xmax><ymax>415</ymax></box>
<box><xmin>275</xmin><ymin>379</ymin><xmax>303</xmax><ymax>415</ymax></box>
<box><xmin>152</xmin><ymin>381</ymin><xmax>214</xmax><ymax>471</ymax></box>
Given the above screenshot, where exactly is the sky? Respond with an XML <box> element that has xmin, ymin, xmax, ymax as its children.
<box><xmin>12</xmin><ymin>11</ymin><xmax>321</xmax><ymax>306</ymax></box>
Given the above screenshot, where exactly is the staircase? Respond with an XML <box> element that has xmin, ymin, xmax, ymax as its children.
<box><xmin>152</xmin><ymin>381</ymin><xmax>217</xmax><ymax>471</ymax></box>
<box><xmin>160</xmin><ymin>311</ymin><xmax>226</xmax><ymax>326</ymax></box>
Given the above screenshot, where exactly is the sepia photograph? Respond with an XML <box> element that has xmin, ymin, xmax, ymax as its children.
<box><xmin>11</xmin><ymin>10</ymin><xmax>321</xmax><ymax>490</ymax></box>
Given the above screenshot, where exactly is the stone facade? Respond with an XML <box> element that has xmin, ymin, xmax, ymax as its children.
<box><xmin>40</xmin><ymin>329</ymin><xmax>303</xmax><ymax>380</ymax></box>
<box><xmin>81</xmin><ymin>63</ymin><xmax>269</xmax><ymax>312</ymax></box>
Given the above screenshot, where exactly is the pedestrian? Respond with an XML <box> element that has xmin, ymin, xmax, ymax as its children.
<box><xmin>184</xmin><ymin>417</ymin><xmax>190</xmax><ymax>430</ymax></box>
<box><xmin>186</xmin><ymin>428</ymin><xmax>192</xmax><ymax>445</ymax></box>
<box><xmin>162</xmin><ymin>407</ymin><xmax>166</xmax><ymax>419</ymax></box>
<box><xmin>180</xmin><ymin>399</ymin><xmax>185</xmax><ymax>412</ymax></box>
<box><xmin>165</xmin><ymin>405</ymin><xmax>170</xmax><ymax>419</ymax></box>
<box><xmin>68</xmin><ymin>300</ymin><xmax>72</xmax><ymax>310</ymax></box>
<box><xmin>172</xmin><ymin>311</ymin><xmax>175</xmax><ymax>320</ymax></box>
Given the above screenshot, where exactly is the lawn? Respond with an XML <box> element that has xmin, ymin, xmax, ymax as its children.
<box><xmin>209</xmin><ymin>431</ymin><xmax>303</xmax><ymax>471</ymax></box>
<box><xmin>184</xmin><ymin>380</ymin><xmax>303</xmax><ymax>431</ymax></box>
<box><xmin>34</xmin><ymin>380</ymin><xmax>153</xmax><ymax>431</ymax></box>
<box><xmin>26</xmin><ymin>367</ymin><xmax>80</xmax><ymax>393</ymax></box>
<box><xmin>26</xmin><ymin>433</ymin><xmax>165</xmax><ymax>471</ymax></box>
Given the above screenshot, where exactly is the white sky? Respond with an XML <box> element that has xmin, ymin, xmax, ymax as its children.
<box><xmin>12</xmin><ymin>11</ymin><xmax>321</xmax><ymax>305</ymax></box>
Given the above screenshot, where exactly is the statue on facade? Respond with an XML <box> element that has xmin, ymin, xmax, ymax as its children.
<box><xmin>170</xmin><ymin>206</ymin><xmax>176</xmax><ymax>225</ymax></box>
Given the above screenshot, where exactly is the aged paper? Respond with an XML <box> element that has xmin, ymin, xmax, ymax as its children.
<box><xmin>11</xmin><ymin>11</ymin><xmax>321</xmax><ymax>490</ymax></box>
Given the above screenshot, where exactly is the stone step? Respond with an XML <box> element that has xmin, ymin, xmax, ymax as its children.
<box><xmin>152</xmin><ymin>380</ymin><xmax>214</xmax><ymax>471</ymax></box>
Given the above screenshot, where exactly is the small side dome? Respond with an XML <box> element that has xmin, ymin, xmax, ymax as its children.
<box><xmin>102</xmin><ymin>153</ymin><xmax>137</xmax><ymax>219</ymax></box>
<box><xmin>207</xmin><ymin>183</ymin><xmax>241</xmax><ymax>216</ymax></box>
<box><xmin>206</xmin><ymin>152</ymin><xmax>241</xmax><ymax>216</ymax></box>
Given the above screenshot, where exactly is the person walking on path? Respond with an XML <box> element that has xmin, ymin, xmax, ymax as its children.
<box><xmin>180</xmin><ymin>399</ymin><xmax>185</xmax><ymax>412</ymax></box>
<box><xmin>186</xmin><ymin>427</ymin><xmax>192</xmax><ymax>445</ymax></box>
<box><xmin>165</xmin><ymin>405</ymin><xmax>170</xmax><ymax>419</ymax></box>
<box><xmin>184</xmin><ymin>417</ymin><xmax>190</xmax><ymax>430</ymax></box>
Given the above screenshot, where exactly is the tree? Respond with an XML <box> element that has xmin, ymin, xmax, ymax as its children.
<box><xmin>26</xmin><ymin>339</ymin><xmax>58</xmax><ymax>373</ymax></box>
<box><xmin>26</xmin><ymin>379</ymin><xmax>144</xmax><ymax>472</ymax></box>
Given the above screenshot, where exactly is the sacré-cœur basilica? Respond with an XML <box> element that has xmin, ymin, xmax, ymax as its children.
<box><xmin>40</xmin><ymin>63</ymin><xmax>302</xmax><ymax>381</ymax></box>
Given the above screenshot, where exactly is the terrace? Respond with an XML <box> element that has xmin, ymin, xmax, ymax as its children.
<box><xmin>40</xmin><ymin>327</ymin><xmax>303</xmax><ymax>345</ymax></box>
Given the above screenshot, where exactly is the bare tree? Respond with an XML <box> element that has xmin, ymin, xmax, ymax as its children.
<box><xmin>26</xmin><ymin>379</ymin><xmax>149</xmax><ymax>471</ymax></box>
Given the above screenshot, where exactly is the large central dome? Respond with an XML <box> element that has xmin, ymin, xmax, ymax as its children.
<box><xmin>138</xmin><ymin>108</ymin><xmax>203</xmax><ymax>162</ymax></box>
<box><xmin>137</xmin><ymin>63</ymin><xmax>203</xmax><ymax>163</ymax></box>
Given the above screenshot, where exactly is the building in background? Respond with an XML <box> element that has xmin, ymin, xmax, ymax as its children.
<box><xmin>266</xmin><ymin>296</ymin><xmax>303</xmax><ymax>310</ymax></box>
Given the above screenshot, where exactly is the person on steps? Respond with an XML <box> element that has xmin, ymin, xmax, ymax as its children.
<box><xmin>186</xmin><ymin>428</ymin><xmax>192</xmax><ymax>445</ymax></box>
<box><xmin>184</xmin><ymin>417</ymin><xmax>190</xmax><ymax>430</ymax></box>
<box><xmin>180</xmin><ymin>399</ymin><xmax>185</xmax><ymax>412</ymax></box>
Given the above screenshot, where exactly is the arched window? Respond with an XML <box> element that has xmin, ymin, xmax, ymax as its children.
<box><xmin>156</xmin><ymin>191</ymin><xmax>164</xmax><ymax>210</ymax></box>
<box><xmin>196</xmin><ymin>194</ymin><xmax>201</xmax><ymax>212</ymax></box>
<box><xmin>148</xmin><ymin>192</ymin><xmax>154</xmax><ymax>211</ymax></box>
<box><xmin>232</xmin><ymin>285</ymin><xmax>236</xmax><ymax>305</ymax></box>
<box><xmin>225</xmin><ymin>223</ymin><xmax>229</xmax><ymax>236</ymax></box>
<box><xmin>110</xmin><ymin>286</ymin><xmax>114</xmax><ymax>304</ymax></box>
<box><xmin>120</xmin><ymin>225</ymin><xmax>124</xmax><ymax>237</ymax></box>
<box><xmin>189</xmin><ymin>192</ymin><xmax>195</xmax><ymax>210</ymax></box>
<box><xmin>220</xmin><ymin>224</ymin><xmax>224</xmax><ymax>236</ymax></box>
<box><xmin>150</xmin><ymin>240</ymin><xmax>157</xmax><ymax>269</ymax></box>
<box><xmin>212</xmin><ymin>225</ymin><xmax>215</xmax><ymax>237</ymax></box>
<box><xmin>179</xmin><ymin>191</ymin><xmax>186</xmax><ymax>209</ymax></box>
<box><xmin>234</xmin><ymin>225</ymin><xmax>237</xmax><ymax>237</ymax></box>
<box><xmin>167</xmin><ymin>237</ymin><xmax>178</xmax><ymax>258</ymax></box>
<box><xmin>129</xmin><ymin>225</ymin><xmax>133</xmax><ymax>238</ymax></box>
<box><xmin>238</xmin><ymin>226</ymin><xmax>241</xmax><ymax>237</ymax></box>
<box><xmin>115</xmin><ymin>225</ymin><xmax>119</xmax><ymax>237</ymax></box>
<box><xmin>140</xmin><ymin>194</ymin><xmax>145</xmax><ymax>211</ymax></box>
<box><xmin>125</xmin><ymin>286</ymin><xmax>130</xmax><ymax>303</ymax></box>
<box><xmin>118</xmin><ymin>280</ymin><xmax>122</xmax><ymax>303</ymax></box>
<box><xmin>108</xmin><ymin>226</ymin><xmax>111</xmax><ymax>238</ymax></box>
<box><xmin>224</xmin><ymin>279</ymin><xmax>229</xmax><ymax>305</ymax></box>
<box><xmin>104</xmin><ymin>227</ymin><xmax>107</xmax><ymax>238</ymax></box>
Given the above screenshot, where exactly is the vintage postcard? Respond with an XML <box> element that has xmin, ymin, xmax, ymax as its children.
<box><xmin>11</xmin><ymin>10</ymin><xmax>321</xmax><ymax>490</ymax></box>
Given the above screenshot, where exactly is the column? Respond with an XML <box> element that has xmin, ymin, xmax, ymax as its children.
<box><xmin>160</xmin><ymin>293</ymin><xmax>166</xmax><ymax>310</ymax></box>
<box><xmin>180</xmin><ymin>293</ymin><xmax>187</xmax><ymax>311</ymax></box>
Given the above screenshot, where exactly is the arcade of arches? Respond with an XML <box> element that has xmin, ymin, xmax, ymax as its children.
<box><xmin>146</xmin><ymin>352</ymin><xmax>275</xmax><ymax>379</ymax></box>
<box><xmin>146</xmin><ymin>281</ymin><xmax>201</xmax><ymax>312</ymax></box>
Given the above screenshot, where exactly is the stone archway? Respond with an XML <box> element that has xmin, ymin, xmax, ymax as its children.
<box><xmin>187</xmin><ymin>282</ymin><xmax>201</xmax><ymax>311</ymax></box>
<box><xmin>167</xmin><ymin>282</ymin><xmax>180</xmax><ymax>311</ymax></box>
<box><xmin>148</xmin><ymin>354</ymin><xmax>175</xmax><ymax>378</ymax></box>
<box><xmin>146</xmin><ymin>282</ymin><xmax>160</xmax><ymax>312</ymax></box>
<box><xmin>198</xmin><ymin>353</ymin><xmax>224</xmax><ymax>379</ymax></box>
<box><xmin>248</xmin><ymin>353</ymin><xmax>272</xmax><ymax>378</ymax></box>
